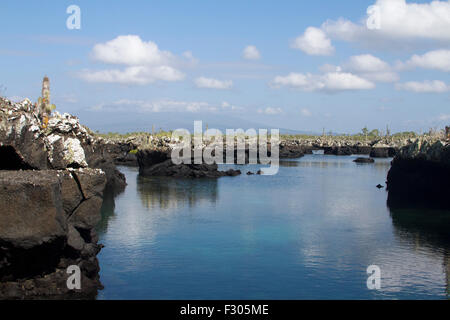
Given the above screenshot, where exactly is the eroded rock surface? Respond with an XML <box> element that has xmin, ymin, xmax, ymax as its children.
<box><xmin>0</xmin><ymin>97</ymin><xmax>119</xmax><ymax>299</ymax></box>
<box><xmin>0</xmin><ymin>97</ymin><xmax>126</xmax><ymax>190</ymax></box>
<box><xmin>0</xmin><ymin>169</ymin><xmax>106</xmax><ymax>299</ymax></box>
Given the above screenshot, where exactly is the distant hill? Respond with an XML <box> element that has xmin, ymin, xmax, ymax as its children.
<box><xmin>78</xmin><ymin>110</ymin><xmax>317</xmax><ymax>135</ymax></box>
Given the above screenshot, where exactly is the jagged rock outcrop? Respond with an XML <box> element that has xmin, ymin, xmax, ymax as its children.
<box><xmin>387</xmin><ymin>138</ymin><xmax>450</xmax><ymax>209</ymax></box>
<box><xmin>0</xmin><ymin>169</ymin><xmax>106</xmax><ymax>299</ymax></box>
<box><xmin>279</xmin><ymin>141</ymin><xmax>306</xmax><ymax>158</ymax></box>
<box><xmin>0</xmin><ymin>96</ymin><xmax>121</xmax><ymax>299</ymax></box>
<box><xmin>101</xmin><ymin>140</ymin><xmax>138</xmax><ymax>166</ymax></box>
<box><xmin>137</xmin><ymin>149</ymin><xmax>241</xmax><ymax>178</ymax></box>
<box><xmin>0</xmin><ymin>97</ymin><xmax>126</xmax><ymax>191</ymax></box>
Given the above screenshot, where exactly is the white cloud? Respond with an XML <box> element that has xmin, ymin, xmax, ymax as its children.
<box><xmin>258</xmin><ymin>107</ymin><xmax>283</xmax><ymax>115</ymax></box>
<box><xmin>324</xmin><ymin>72</ymin><xmax>375</xmax><ymax>91</ymax></box>
<box><xmin>291</xmin><ymin>27</ymin><xmax>334</xmax><ymax>56</ymax></box>
<box><xmin>437</xmin><ymin>114</ymin><xmax>450</xmax><ymax>121</ymax></box>
<box><xmin>7</xmin><ymin>96</ymin><xmax>26</xmax><ymax>102</ymax></box>
<box><xmin>395</xmin><ymin>80</ymin><xmax>449</xmax><ymax>93</ymax></box>
<box><xmin>194</xmin><ymin>77</ymin><xmax>233</xmax><ymax>89</ymax></box>
<box><xmin>345</xmin><ymin>54</ymin><xmax>389</xmax><ymax>73</ymax></box>
<box><xmin>343</xmin><ymin>54</ymin><xmax>399</xmax><ymax>82</ymax></box>
<box><xmin>221</xmin><ymin>101</ymin><xmax>243</xmax><ymax>111</ymax></box>
<box><xmin>271</xmin><ymin>71</ymin><xmax>375</xmax><ymax>92</ymax></box>
<box><xmin>300</xmin><ymin>108</ymin><xmax>312</xmax><ymax>116</ymax></box>
<box><xmin>90</xmin><ymin>99</ymin><xmax>246</xmax><ymax>114</ymax></box>
<box><xmin>321</xmin><ymin>0</ymin><xmax>450</xmax><ymax>48</ymax></box>
<box><xmin>91</xmin><ymin>35</ymin><xmax>174</xmax><ymax>66</ymax></box>
<box><xmin>81</xmin><ymin>35</ymin><xmax>189</xmax><ymax>85</ymax></box>
<box><xmin>400</xmin><ymin>49</ymin><xmax>450</xmax><ymax>72</ymax></box>
<box><xmin>242</xmin><ymin>45</ymin><xmax>261</xmax><ymax>60</ymax></box>
<box><xmin>91</xmin><ymin>99</ymin><xmax>217</xmax><ymax>113</ymax></box>
<box><xmin>79</xmin><ymin>66</ymin><xmax>184</xmax><ymax>85</ymax></box>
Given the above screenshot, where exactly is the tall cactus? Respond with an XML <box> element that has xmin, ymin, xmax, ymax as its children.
<box><xmin>37</xmin><ymin>76</ymin><xmax>56</xmax><ymax>128</ymax></box>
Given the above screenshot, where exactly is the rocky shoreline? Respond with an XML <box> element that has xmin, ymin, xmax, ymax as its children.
<box><xmin>0</xmin><ymin>97</ymin><xmax>125</xmax><ymax>299</ymax></box>
<box><xmin>137</xmin><ymin>149</ymin><xmax>242</xmax><ymax>178</ymax></box>
<box><xmin>101</xmin><ymin>134</ymin><xmax>410</xmax><ymax>168</ymax></box>
<box><xmin>105</xmin><ymin>132</ymin><xmax>410</xmax><ymax>179</ymax></box>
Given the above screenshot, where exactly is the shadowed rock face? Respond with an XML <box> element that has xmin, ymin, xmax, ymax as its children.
<box><xmin>0</xmin><ymin>169</ymin><xmax>106</xmax><ymax>299</ymax></box>
<box><xmin>0</xmin><ymin>146</ymin><xmax>35</xmax><ymax>170</ymax></box>
<box><xmin>324</xmin><ymin>146</ymin><xmax>354</xmax><ymax>156</ymax></box>
<box><xmin>0</xmin><ymin>97</ymin><xmax>120</xmax><ymax>299</ymax></box>
<box><xmin>387</xmin><ymin>139</ymin><xmax>450</xmax><ymax>209</ymax></box>
<box><xmin>370</xmin><ymin>147</ymin><xmax>397</xmax><ymax>158</ymax></box>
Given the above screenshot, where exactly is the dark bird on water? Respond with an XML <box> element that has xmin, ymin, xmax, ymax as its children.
<box><xmin>376</xmin><ymin>184</ymin><xmax>384</xmax><ymax>189</ymax></box>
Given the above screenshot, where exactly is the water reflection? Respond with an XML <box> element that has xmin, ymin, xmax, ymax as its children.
<box><xmin>389</xmin><ymin>206</ymin><xmax>450</xmax><ymax>297</ymax></box>
<box><xmin>279</xmin><ymin>160</ymin><xmax>299</xmax><ymax>167</ymax></box>
<box><xmin>294</xmin><ymin>155</ymin><xmax>392</xmax><ymax>172</ymax></box>
<box><xmin>96</xmin><ymin>158</ymin><xmax>450</xmax><ymax>299</ymax></box>
<box><xmin>137</xmin><ymin>175</ymin><xmax>218</xmax><ymax>211</ymax></box>
<box><xmin>96</xmin><ymin>187</ymin><xmax>122</xmax><ymax>236</ymax></box>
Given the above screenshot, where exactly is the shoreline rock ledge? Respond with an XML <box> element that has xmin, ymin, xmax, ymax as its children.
<box><xmin>137</xmin><ymin>149</ymin><xmax>241</xmax><ymax>178</ymax></box>
<box><xmin>0</xmin><ymin>97</ymin><xmax>125</xmax><ymax>299</ymax></box>
<box><xmin>386</xmin><ymin>138</ymin><xmax>450</xmax><ymax>209</ymax></box>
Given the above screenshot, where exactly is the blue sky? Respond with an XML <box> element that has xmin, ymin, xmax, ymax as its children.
<box><xmin>0</xmin><ymin>0</ymin><xmax>449</xmax><ymax>133</ymax></box>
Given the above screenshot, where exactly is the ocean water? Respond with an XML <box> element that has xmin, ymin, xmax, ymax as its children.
<box><xmin>96</xmin><ymin>154</ymin><xmax>450</xmax><ymax>299</ymax></box>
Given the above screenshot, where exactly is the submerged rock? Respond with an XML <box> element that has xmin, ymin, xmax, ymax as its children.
<box><xmin>353</xmin><ymin>157</ymin><xmax>375</xmax><ymax>163</ymax></box>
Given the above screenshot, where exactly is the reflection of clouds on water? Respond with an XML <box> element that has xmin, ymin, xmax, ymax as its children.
<box><xmin>137</xmin><ymin>175</ymin><xmax>218</xmax><ymax>211</ymax></box>
<box><xmin>98</xmin><ymin>158</ymin><xmax>450</xmax><ymax>299</ymax></box>
<box><xmin>368</xmin><ymin>246</ymin><xmax>447</xmax><ymax>296</ymax></box>
<box><xmin>387</xmin><ymin>208</ymin><xmax>450</xmax><ymax>297</ymax></box>
<box><xmin>296</xmin><ymin>155</ymin><xmax>391</xmax><ymax>172</ymax></box>
<box><xmin>286</xmin><ymin>155</ymin><xmax>450</xmax><ymax>297</ymax></box>
<box><xmin>99</xmin><ymin>167</ymin><xmax>220</xmax><ymax>252</ymax></box>
<box><xmin>97</xmin><ymin>167</ymin><xmax>160</xmax><ymax>260</ymax></box>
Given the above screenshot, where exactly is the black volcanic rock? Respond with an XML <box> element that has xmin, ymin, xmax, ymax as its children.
<box><xmin>279</xmin><ymin>144</ymin><xmax>305</xmax><ymax>159</ymax></box>
<box><xmin>0</xmin><ymin>169</ymin><xmax>106</xmax><ymax>299</ymax></box>
<box><xmin>386</xmin><ymin>139</ymin><xmax>450</xmax><ymax>209</ymax></box>
<box><xmin>354</xmin><ymin>146</ymin><xmax>372</xmax><ymax>154</ymax></box>
<box><xmin>0</xmin><ymin>97</ymin><xmax>118</xmax><ymax>299</ymax></box>
<box><xmin>370</xmin><ymin>146</ymin><xmax>397</xmax><ymax>158</ymax></box>
<box><xmin>137</xmin><ymin>149</ymin><xmax>241</xmax><ymax>178</ymax></box>
<box><xmin>324</xmin><ymin>146</ymin><xmax>354</xmax><ymax>156</ymax></box>
<box><xmin>353</xmin><ymin>157</ymin><xmax>375</xmax><ymax>163</ymax></box>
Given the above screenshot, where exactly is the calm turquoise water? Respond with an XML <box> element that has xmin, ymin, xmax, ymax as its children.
<box><xmin>96</xmin><ymin>154</ymin><xmax>450</xmax><ymax>299</ymax></box>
